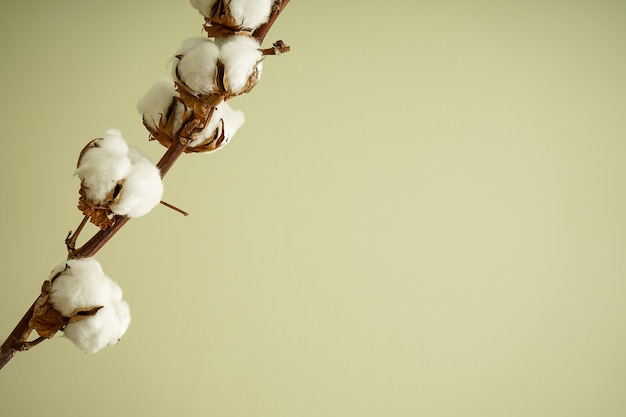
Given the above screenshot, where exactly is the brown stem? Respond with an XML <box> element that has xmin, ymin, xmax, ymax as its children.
<box><xmin>66</xmin><ymin>215</ymin><xmax>90</xmax><ymax>255</ymax></box>
<box><xmin>156</xmin><ymin>139</ymin><xmax>189</xmax><ymax>178</ymax></box>
<box><xmin>260</xmin><ymin>40</ymin><xmax>291</xmax><ymax>56</ymax></box>
<box><xmin>20</xmin><ymin>336</ymin><xmax>46</xmax><ymax>351</ymax></box>
<box><xmin>71</xmin><ymin>216</ymin><xmax>132</xmax><ymax>258</ymax></box>
<box><xmin>253</xmin><ymin>0</ymin><xmax>290</xmax><ymax>43</ymax></box>
<box><xmin>0</xmin><ymin>141</ymin><xmax>188</xmax><ymax>370</ymax></box>
<box><xmin>160</xmin><ymin>200</ymin><xmax>190</xmax><ymax>216</ymax></box>
<box><xmin>0</xmin><ymin>0</ymin><xmax>289</xmax><ymax>370</ymax></box>
<box><xmin>0</xmin><ymin>302</ymin><xmax>36</xmax><ymax>370</ymax></box>
<box><xmin>71</xmin><ymin>140</ymin><xmax>188</xmax><ymax>258</ymax></box>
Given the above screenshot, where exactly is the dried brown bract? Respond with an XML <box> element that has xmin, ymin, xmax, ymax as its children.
<box><xmin>29</xmin><ymin>271</ymin><xmax>103</xmax><ymax>339</ymax></box>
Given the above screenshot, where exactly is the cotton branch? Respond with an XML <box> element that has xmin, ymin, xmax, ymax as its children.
<box><xmin>0</xmin><ymin>0</ymin><xmax>291</xmax><ymax>371</ymax></box>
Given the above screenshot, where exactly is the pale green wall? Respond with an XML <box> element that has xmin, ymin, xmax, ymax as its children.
<box><xmin>1</xmin><ymin>1</ymin><xmax>626</xmax><ymax>416</ymax></box>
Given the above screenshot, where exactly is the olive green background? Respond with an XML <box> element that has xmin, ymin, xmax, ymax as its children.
<box><xmin>1</xmin><ymin>1</ymin><xmax>625</xmax><ymax>416</ymax></box>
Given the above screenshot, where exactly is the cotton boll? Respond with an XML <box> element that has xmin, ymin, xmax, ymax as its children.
<box><xmin>218</xmin><ymin>35</ymin><xmax>263</xmax><ymax>95</ymax></box>
<box><xmin>137</xmin><ymin>79</ymin><xmax>179</xmax><ymax>131</ymax></box>
<box><xmin>189</xmin><ymin>0</ymin><xmax>218</xmax><ymax>17</ymax></box>
<box><xmin>76</xmin><ymin>130</ymin><xmax>164</xmax><ymax>216</ymax></box>
<box><xmin>75</xmin><ymin>130</ymin><xmax>132</xmax><ymax>204</ymax></box>
<box><xmin>48</xmin><ymin>258</ymin><xmax>120</xmax><ymax>317</ymax></box>
<box><xmin>46</xmin><ymin>257</ymin><xmax>131</xmax><ymax>353</ymax></box>
<box><xmin>176</xmin><ymin>39</ymin><xmax>220</xmax><ymax>94</ymax></box>
<box><xmin>108</xmin><ymin>148</ymin><xmax>164</xmax><ymax>218</ymax></box>
<box><xmin>63</xmin><ymin>299</ymin><xmax>131</xmax><ymax>354</ymax></box>
<box><xmin>189</xmin><ymin>101</ymin><xmax>245</xmax><ymax>149</ymax></box>
<box><xmin>228</xmin><ymin>0</ymin><xmax>274</xmax><ymax>30</ymax></box>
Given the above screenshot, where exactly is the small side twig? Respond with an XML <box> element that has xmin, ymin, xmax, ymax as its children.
<box><xmin>0</xmin><ymin>0</ymin><xmax>291</xmax><ymax>372</ymax></box>
<box><xmin>65</xmin><ymin>215</ymin><xmax>90</xmax><ymax>254</ymax></box>
<box><xmin>261</xmin><ymin>40</ymin><xmax>291</xmax><ymax>56</ymax></box>
<box><xmin>160</xmin><ymin>201</ymin><xmax>189</xmax><ymax>216</ymax></box>
<box><xmin>19</xmin><ymin>336</ymin><xmax>46</xmax><ymax>352</ymax></box>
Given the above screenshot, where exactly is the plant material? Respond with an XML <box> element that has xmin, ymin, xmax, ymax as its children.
<box><xmin>29</xmin><ymin>258</ymin><xmax>130</xmax><ymax>353</ymax></box>
<box><xmin>0</xmin><ymin>0</ymin><xmax>291</xmax><ymax>371</ymax></box>
<box><xmin>75</xmin><ymin>129</ymin><xmax>164</xmax><ymax>228</ymax></box>
<box><xmin>191</xmin><ymin>0</ymin><xmax>275</xmax><ymax>33</ymax></box>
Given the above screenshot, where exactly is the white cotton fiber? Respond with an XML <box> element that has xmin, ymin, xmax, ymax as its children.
<box><xmin>47</xmin><ymin>257</ymin><xmax>131</xmax><ymax>354</ymax></box>
<box><xmin>174</xmin><ymin>35</ymin><xmax>263</xmax><ymax>97</ymax></box>
<box><xmin>176</xmin><ymin>38</ymin><xmax>220</xmax><ymax>94</ymax></box>
<box><xmin>218</xmin><ymin>35</ymin><xmax>263</xmax><ymax>94</ymax></box>
<box><xmin>189</xmin><ymin>0</ymin><xmax>273</xmax><ymax>30</ymax></box>
<box><xmin>76</xmin><ymin>129</ymin><xmax>164</xmax><ymax>218</ymax></box>
<box><xmin>220</xmin><ymin>102</ymin><xmax>246</xmax><ymax>140</ymax></box>
<box><xmin>109</xmin><ymin>148</ymin><xmax>164</xmax><ymax>218</ymax></box>
<box><xmin>137</xmin><ymin>79</ymin><xmax>179</xmax><ymax>131</ymax></box>
<box><xmin>176</xmin><ymin>36</ymin><xmax>211</xmax><ymax>57</ymax></box>
<box><xmin>189</xmin><ymin>0</ymin><xmax>218</xmax><ymax>17</ymax></box>
<box><xmin>75</xmin><ymin>129</ymin><xmax>132</xmax><ymax>204</ymax></box>
<box><xmin>63</xmin><ymin>300</ymin><xmax>131</xmax><ymax>354</ymax></box>
<box><xmin>189</xmin><ymin>101</ymin><xmax>245</xmax><ymax>148</ymax></box>
<box><xmin>48</xmin><ymin>258</ymin><xmax>114</xmax><ymax>317</ymax></box>
<box><xmin>228</xmin><ymin>0</ymin><xmax>274</xmax><ymax>30</ymax></box>
<box><xmin>94</xmin><ymin>129</ymin><xmax>130</xmax><ymax>157</ymax></box>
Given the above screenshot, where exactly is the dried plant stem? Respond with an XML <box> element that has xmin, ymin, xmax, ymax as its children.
<box><xmin>260</xmin><ymin>40</ymin><xmax>291</xmax><ymax>56</ymax></box>
<box><xmin>253</xmin><ymin>0</ymin><xmax>290</xmax><ymax>43</ymax></box>
<box><xmin>160</xmin><ymin>201</ymin><xmax>189</xmax><ymax>216</ymax></box>
<box><xmin>0</xmin><ymin>0</ymin><xmax>290</xmax><ymax>371</ymax></box>
<box><xmin>0</xmin><ymin>141</ymin><xmax>187</xmax><ymax>371</ymax></box>
<box><xmin>0</xmin><ymin>302</ymin><xmax>36</xmax><ymax>370</ymax></box>
<box><xmin>71</xmin><ymin>140</ymin><xmax>188</xmax><ymax>259</ymax></box>
<box><xmin>66</xmin><ymin>215</ymin><xmax>90</xmax><ymax>254</ymax></box>
<box><xmin>155</xmin><ymin>138</ymin><xmax>190</xmax><ymax>179</ymax></box>
<box><xmin>20</xmin><ymin>336</ymin><xmax>46</xmax><ymax>351</ymax></box>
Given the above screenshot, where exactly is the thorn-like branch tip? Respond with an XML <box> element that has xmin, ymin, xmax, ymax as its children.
<box><xmin>20</xmin><ymin>337</ymin><xmax>46</xmax><ymax>352</ymax></box>
<box><xmin>261</xmin><ymin>40</ymin><xmax>291</xmax><ymax>56</ymax></box>
<box><xmin>160</xmin><ymin>201</ymin><xmax>189</xmax><ymax>216</ymax></box>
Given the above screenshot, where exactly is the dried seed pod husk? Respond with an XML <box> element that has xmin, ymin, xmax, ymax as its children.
<box><xmin>145</xmin><ymin>82</ymin><xmax>231</xmax><ymax>153</ymax></box>
<box><xmin>192</xmin><ymin>0</ymin><xmax>275</xmax><ymax>33</ymax></box>
<box><xmin>30</xmin><ymin>280</ymin><xmax>68</xmax><ymax>339</ymax></box>
<box><xmin>77</xmin><ymin>181</ymin><xmax>122</xmax><ymax>230</ymax></box>
<box><xmin>29</xmin><ymin>280</ymin><xmax>103</xmax><ymax>339</ymax></box>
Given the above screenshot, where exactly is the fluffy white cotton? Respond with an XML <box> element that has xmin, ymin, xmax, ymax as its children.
<box><xmin>218</xmin><ymin>35</ymin><xmax>263</xmax><ymax>94</ymax></box>
<box><xmin>189</xmin><ymin>0</ymin><xmax>273</xmax><ymax>30</ymax></box>
<box><xmin>137</xmin><ymin>79</ymin><xmax>179</xmax><ymax>131</ymax></box>
<box><xmin>228</xmin><ymin>0</ymin><xmax>274</xmax><ymax>30</ymax></box>
<box><xmin>48</xmin><ymin>258</ymin><xmax>116</xmax><ymax>317</ymax></box>
<box><xmin>174</xmin><ymin>35</ymin><xmax>262</xmax><ymax>96</ymax></box>
<box><xmin>76</xmin><ymin>129</ymin><xmax>163</xmax><ymax>217</ymax></box>
<box><xmin>63</xmin><ymin>300</ymin><xmax>131</xmax><ymax>354</ymax></box>
<box><xmin>175</xmin><ymin>36</ymin><xmax>211</xmax><ymax>57</ymax></box>
<box><xmin>48</xmin><ymin>257</ymin><xmax>131</xmax><ymax>354</ymax></box>
<box><xmin>189</xmin><ymin>101</ymin><xmax>245</xmax><ymax>148</ymax></box>
<box><xmin>75</xmin><ymin>129</ymin><xmax>132</xmax><ymax>204</ymax></box>
<box><xmin>176</xmin><ymin>38</ymin><xmax>220</xmax><ymax>94</ymax></box>
<box><xmin>109</xmin><ymin>148</ymin><xmax>164</xmax><ymax>218</ymax></box>
<box><xmin>189</xmin><ymin>0</ymin><xmax>217</xmax><ymax>17</ymax></box>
